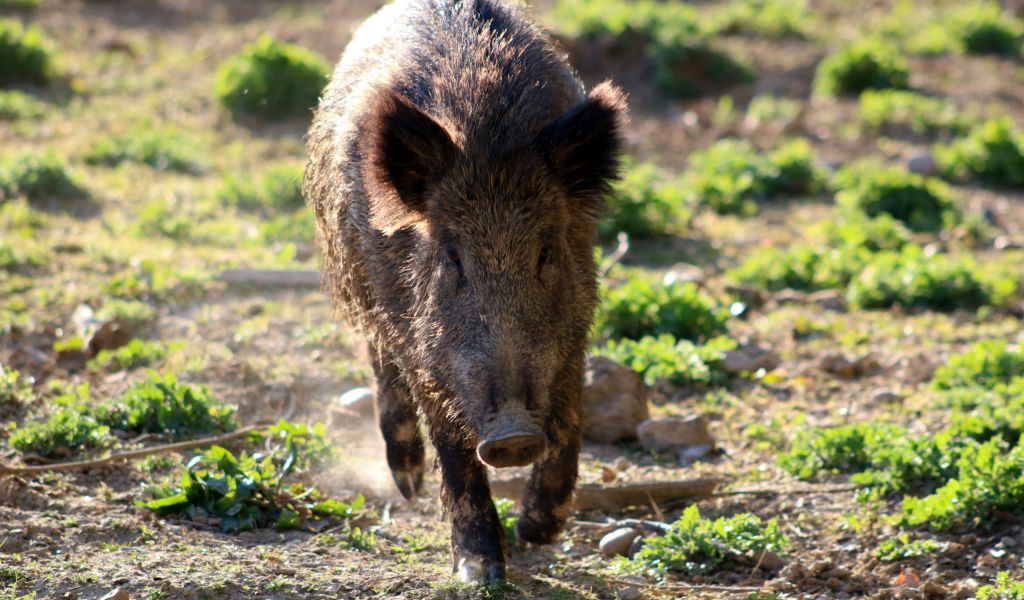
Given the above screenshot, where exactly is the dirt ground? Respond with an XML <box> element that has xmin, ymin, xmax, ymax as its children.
<box><xmin>2</xmin><ymin>0</ymin><xmax>1024</xmax><ymax>598</ymax></box>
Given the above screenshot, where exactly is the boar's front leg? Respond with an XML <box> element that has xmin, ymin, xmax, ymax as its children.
<box><xmin>370</xmin><ymin>346</ymin><xmax>425</xmax><ymax>500</ymax></box>
<box><xmin>431</xmin><ymin>427</ymin><xmax>508</xmax><ymax>583</ymax></box>
<box><xmin>515</xmin><ymin>393</ymin><xmax>581</xmax><ymax>545</ymax></box>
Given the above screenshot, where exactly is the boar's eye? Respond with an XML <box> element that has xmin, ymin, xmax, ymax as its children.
<box><xmin>446</xmin><ymin>246</ymin><xmax>462</xmax><ymax>269</ymax></box>
<box><xmin>537</xmin><ymin>245</ymin><xmax>553</xmax><ymax>272</ymax></box>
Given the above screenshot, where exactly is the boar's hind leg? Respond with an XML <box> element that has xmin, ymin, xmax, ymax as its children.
<box><xmin>433</xmin><ymin>429</ymin><xmax>508</xmax><ymax>583</ymax></box>
<box><xmin>516</xmin><ymin>411</ymin><xmax>581</xmax><ymax>545</ymax></box>
<box><xmin>370</xmin><ymin>348</ymin><xmax>425</xmax><ymax>500</ymax></box>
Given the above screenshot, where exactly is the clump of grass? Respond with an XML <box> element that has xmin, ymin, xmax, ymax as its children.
<box><xmin>258</xmin><ymin>207</ymin><xmax>316</xmax><ymax>244</ymax></box>
<box><xmin>614</xmin><ymin>505</ymin><xmax>788</xmax><ymax>576</ymax></box>
<box><xmin>932</xmin><ymin>340</ymin><xmax>1024</xmax><ymax>391</ymax></box>
<box><xmin>834</xmin><ymin>163</ymin><xmax>956</xmax><ymax>232</ymax></box>
<box><xmin>551</xmin><ymin>0</ymin><xmax>752</xmax><ymax>98</ymax></box>
<box><xmin>0</xmin><ymin>150</ymin><xmax>85</xmax><ymax>201</ymax></box>
<box><xmin>215</xmin><ymin>35</ymin><xmax>330</xmax><ymax>119</ymax></box>
<box><xmin>0</xmin><ymin>90</ymin><xmax>44</xmax><ymax>120</ymax></box>
<box><xmin>8</xmin><ymin>408</ymin><xmax>110</xmax><ymax>455</ymax></box>
<box><xmin>814</xmin><ymin>39</ymin><xmax>909</xmax><ymax>96</ymax></box>
<box><xmin>600</xmin><ymin>160</ymin><xmax>689</xmax><ymax>239</ymax></box>
<box><xmin>683</xmin><ymin>138</ymin><xmax>823</xmax><ymax>215</ymax></box>
<box><xmin>596</xmin><ymin>334</ymin><xmax>736</xmax><ymax>386</ymax></box>
<box><xmin>845</xmin><ymin>246</ymin><xmax>993</xmax><ymax>311</ymax></box>
<box><xmin>94</xmin><ymin>372</ymin><xmax>236</xmax><ymax>436</ymax></box>
<box><xmin>494</xmin><ymin>497</ymin><xmax>519</xmax><ymax>543</ymax></box>
<box><xmin>141</xmin><ymin>424</ymin><xmax>350</xmax><ymax>532</ymax></box>
<box><xmin>251</xmin><ymin>420</ymin><xmax>337</xmax><ymax>471</ymax></box>
<box><xmin>0</xmin><ymin>240</ymin><xmax>41</xmax><ymax>272</ymax></box>
<box><xmin>88</xmin><ymin>339</ymin><xmax>168</xmax><ymax>372</ymax></box>
<box><xmin>217</xmin><ymin>162</ymin><xmax>304</xmax><ymax>213</ymax></box>
<box><xmin>709</xmin><ymin>0</ymin><xmax>811</xmax><ymax>39</ymax></box>
<box><xmin>596</xmin><ymin>279</ymin><xmax>729</xmax><ymax>342</ymax></box>
<box><xmin>743</xmin><ymin>94</ymin><xmax>801</xmax><ymax>128</ymax></box>
<box><xmin>0</xmin><ymin>363</ymin><xmax>30</xmax><ymax>405</ymax></box>
<box><xmin>103</xmin><ymin>260</ymin><xmax>210</xmax><ymax>302</ymax></box>
<box><xmin>978</xmin><ymin>572</ymin><xmax>1024</xmax><ymax>600</ymax></box>
<box><xmin>949</xmin><ymin>4</ymin><xmax>1021</xmax><ymax>57</ymax></box>
<box><xmin>0</xmin><ymin>18</ymin><xmax>58</xmax><ymax>85</ymax></box>
<box><xmin>935</xmin><ymin>118</ymin><xmax>1024</xmax><ymax>188</ymax></box>
<box><xmin>85</xmin><ymin>124</ymin><xmax>205</xmax><ymax>174</ymax></box>
<box><xmin>95</xmin><ymin>299</ymin><xmax>157</xmax><ymax>327</ymax></box>
<box><xmin>858</xmin><ymin>90</ymin><xmax>968</xmax><ymax>136</ymax></box>
<box><xmin>874</xmin><ymin>534</ymin><xmax>942</xmax><ymax>562</ymax></box>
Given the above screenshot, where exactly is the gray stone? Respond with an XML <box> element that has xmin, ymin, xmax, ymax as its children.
<box><xmin>721</xmin><ymin>345</ymin><xmax>781</xmax><ymax>374</ymax></box>
<box><xmin>872</xmin><ymin>389</ymin><xmax>903</xmax><ymax>403</ymax></box>
<box><xmin>582</xmin><ymin>356</ymin><xmax>649</xmax><ymax>444</ymax></box>
<box><xmin>338</xmin><ymin>387</ymin><xmax>374</xmax><ymax>413</ymax></box>
<box><xmin>616</xmin><ymin>587</ymin><xmax>643</xmax><ymax>600</ymax></box>
<box><xmin>99</xmin><ymin>589</ymin><xmax>130</xmax><ymax>600</ymax></box>
<box><xmin>907</xmin><ymin>151</ymin><xmax>938</xmax><ymax>175</ymax></box>
<box><xmin>600</xmin><ymin>527</ymin><xmax>641</xmax><ymax>557</ymax></box>
<box><xmin>808</xmin><ymin>289</ymin><xmax>846</xmax><ymax>311</ymax></box>
<box><xmin>636</xmin><ymin>415</ymin><xmax>714</xmax><ymax>451</ymax></box>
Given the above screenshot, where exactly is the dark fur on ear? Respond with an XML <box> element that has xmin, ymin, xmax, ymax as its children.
<box><xmin>362</xmin><ymin>89</ymin><xmax>458</xmax><ymax>234</ymax></box>
<box><xmin>536</xmin><ymin>81</ymin><xmax>628</xmax><ymax>215</ymax></box>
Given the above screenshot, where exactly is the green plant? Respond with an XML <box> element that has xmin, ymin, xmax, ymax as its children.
<box><xmin>0</xmin><ymin>151</ymin><xmax>84</xmax><ymax>201</ymax></box>
<box><xmin>494</xmin><ymin>497</ymin><xmax>519</xmax><ymax>543</ymax></box>
<box><xmin>728</xmin><ymin>244</ymin><xmax>868</xmax><ymax>292</ymax></box>
<box><xmin>215</xmin><ymin>35</ymin><xmax>330</xmax><ymax>119</ymax></box>
<box><xmin>217</xmin><ymin>162</ymin><xmax>304</xmax><ymax>213</ymax></box>
<box><xmin>743</xmin><ymin>94</ymin><xmax>801</xmax><ymax>128</ymax></box>
<box><xmin>858</xmin><ymin>90</ymin><xmax>968</xmax><ymax>136</ymax></box>
<box><xmin>710</xmin><ymin>0</ymin><xmax>810</xmax><ymax>39</ymax></box>
<box><xmin>85</xmin><ymin>124</ymin><xmax>205</xmax><ymax>174</ymax></box>
<box><xmin>950</xmin><ymin>4</ymin><xmax>1021</xmax><ymax>57</ymax></box>
<box><xmin>845</xmin><ymin>246</ymin><xmax>992</xmax><ymax>311</ymax></box>
<box><xmin>258</xmin><ymin>207</ymin><xmax>315</xmax><ymax>244</ymax></box>
<box><xmin>683</xmin><ymin>138</ymin><xmax>823</xmax><ymax>215</ymax></box>
<box><xmin>0</xmin><ymin>90</ymin><xmax>43</xmax><ymax>120</ymax></box>
<box><xmin>815</xmin><ymin>40</ymin><xmax>909</xmax><ymax>96</ymax></box>
<box><xmin>550</xmin><ymin>0</ymin><xmax>751</xmax><ymax>98</ymax></box>
<box><xmin>0</xmin><ymin>18</ymin><xmax>58</xmax><ymax>85</ymax></box>
<box><xmin>251</xmin><ymin>420</ymin><xmax>337</xmax><ymax>472</ymax></box>
<box><xmin>874</xmin><ymin>534</ymin><xmax>941</xmax><ymax>562</ymax></box>
<box><xmin>600</xmin><ymin>160</ymin><xmax>688</xmax><ymax>239</ymax></box>
<box><xmin>94</xmin><ymin>372</ymin><xmax>236</xmax><ymax>436</ymax></box>
<box><xmin>88</xmin><ymin>339</ymin><xmax>167</xmax><ymax>371</ymax></box>
<box><xmin>932</xmin><ymin>341</ymin><xmax>1024</xmax><ymax>391</ymax></box>
<box><xmin>616</xmin><ymin>505</ymin><xmax>788</xmax><ymax>575</ymax></box>
<box><xmin>141</xmin><ymin>442</ymin><xmax>356</xmax><ymax>532</ymax></box>
<box><xmin>0</xmin><ymin>363</ymin><xmax>30</xmax><ymax>405</ymax></box>
<box><xmin>0</xmin><ymin>240</ymin><xmax>41</xmax><ymax>272</ymax></box>
<box><xmin>778</xmin><ymin>422</ymin><xmax>902</xmax><ymax>481</ymax></box>
<box><xmin>8</xmin><ymin>407</ymin><xmax>110</xmax><ymax>455</ymax></box>
<box><xmin>936</xmin><ymin>118</ymin><xmax>1024</xmax><ymax>188</ymax></box>
<box><xmin>596</xmin><ymin>279</ymin><xmax>729</xmax><ymax>342</ymax></box>
<box><xmin>596</xmin><ymin>334</ymin><xmax>736</xmax><ymax>386</ymax></box>
<box><xmin>834</xmin><ymin>163</ymin><xmax>956</xmax><ymax>232</ymax></box>
<box><xmin>978</xmin><ymin>572</ymin><xmax>1024</xmax><ymax>600</ymax></box>
<box><xmin>132</xmin><ymin>198</ymin><xmax>195</xmax><ymax>241</ymax></box>
<box><xmin>95</xmin><ymin>299</ymin><xmax>157</xmax><ymax>327</ymax></box>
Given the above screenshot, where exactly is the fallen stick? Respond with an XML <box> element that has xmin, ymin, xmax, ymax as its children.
<box><xmin>0</xmin><ymin>423</ymin><xmax>269</xmax><ymax>477</ymax></box>
<box><xmin>218</xmin><ymin>269</ymin><xmax>320</xmax><ymax>287</ymax></box>
<box><xmin>491</xmin><ymin>477</ymin><xmax>724</xmax><ymax>512</ymax></box>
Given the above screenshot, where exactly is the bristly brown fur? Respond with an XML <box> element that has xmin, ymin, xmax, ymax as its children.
<box><xmin>304</xmin><ymin>0</ymin><xmax>628</xmax><ymax>583</ymax></box>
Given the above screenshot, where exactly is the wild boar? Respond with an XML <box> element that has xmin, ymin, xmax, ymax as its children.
<box><xmin>304</xmin><ymin>0</ymin><xmax>626</xmax><ymax>583</ymax></box>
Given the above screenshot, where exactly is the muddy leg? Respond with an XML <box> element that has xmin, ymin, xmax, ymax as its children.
<box><xmin>370</xmin><ymin>346</ymin><xmax>425</xmax><ymax>500</ymax></box>
<box><xmin>432</xmin><ymin>427</ymin><xmax>508</xmax><ymax>583</ymax></box>
<box><xmin>516</xmin><ymin>406</ymin><xmax>581</xmax><ymax>545</ymax></box>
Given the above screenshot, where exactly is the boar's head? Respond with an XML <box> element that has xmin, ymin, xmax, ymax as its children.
<box><xmin>362</xmin><ymin>82</ymin><xmax>626</xmax><ymax>468</ymax></box>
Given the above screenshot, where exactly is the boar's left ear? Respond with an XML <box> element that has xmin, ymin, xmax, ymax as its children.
<box><xmin>537</xmin><ymin>81</ymin><xmax>628</xmax><ymax>215</ymax></box>
<box><xmin>363</xmin><ymin>89</ymin><xmax>458</xmax><ymax>235</ymax></box>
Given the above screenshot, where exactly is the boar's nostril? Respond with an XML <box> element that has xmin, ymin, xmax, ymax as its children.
<box><xmin>476</xmin><ymin>433</ymin><xmax>547</xmax><ymax>468</ymax></box>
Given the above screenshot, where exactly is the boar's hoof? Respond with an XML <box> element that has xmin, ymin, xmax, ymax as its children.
<box><xmin>391</xmin><ymin>469</ymin><xmax>424</xmax><ymax>500</ymax></box>
<box><xmin>515</xmin><ymin>515</ymin><xmax>562</xmax><ymax>545</ymax></box>
<box><xmin>477</xmin><ymin>433</ymin><xmax>547</xmax><ymax>468</ymax></box>
<box><xmin>456</xmin><ymin>554</ymin><xmax>506</xmax><ymax>584</ymax></box>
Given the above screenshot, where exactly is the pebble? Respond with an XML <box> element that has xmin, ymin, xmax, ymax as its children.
<box><xmin>808</xmin><ymin>289</ymin><xmax>846</xmax><ymax>311</ymax></box>
<box><xmin>600</xmin><ymin>527</ymin><xmax>641</xmax><ymax>558</ymax></box>
<box><xmin>775</xmin><ymin>289</ymin><xmax>806</xmax><ymax>305</ymax></box>
<box><xmin>99</xmin><ymin>589</ymin><xmax>130</xmax><ymax>600</ymax></box>
<box><xmin>338</xmin><ymin>387</ymin><xmax>374</xmax><ymax>413</ymax></box>
<box><xmin>636</xmin><ymin>415</ymin><xmax>714</xmax><ymax>452</ymax></box>
<box><xmin>616</xmin><ymin>587</ymin><xmax>643</xmax><ymax>600</ymax></box>
<box><xmin>872</xmin><ymin>389</ymin><xmax>903</xmax><ymax>403</ymax></box>
<box><xmin>721</xmin><ymin>345</ymin><xmax>781</xmax><ymax>374</ymax></box>
<box><xmin>582</xmin><ymin>356</ymin><xmax>649</xmax><ymax>444</ymax></box>
<box><xmin>907</xmin><ymin>151</ymin><xmax>938</xmax><ymax>175</ymax></box>
<box><xmin>613</xmin><ymin>456</ymin><xmax>632</xmax><ymax>472</ymax></box>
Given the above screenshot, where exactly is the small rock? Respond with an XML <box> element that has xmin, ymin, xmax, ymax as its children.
<box><xmin>616</xmin><ymin>587</ymin><xmax>643</xmax><ymax>600</ymax></box>
<box><xmin>907</xmin><ymin>151</ymin><xmax>938</xmax><ymax>175</ymax></box>
<box><xmin>755</xmin><ymin>550</ymin><xmax>788</xmax><ymax>570</ymax></box>
<box><xmin>922</xmin><ymin>580</ymin><xmax>949</xmax><ymax>598</ymax></box>
<box><xmin>721</xmin><ymin>345</ymin><xmax>780</xmax><ymax>374</ymax></box>
<box><xmin>582</xmin><ymin>356</ymin><xmax>649</xmax><ymax>444</ymax></box>
<box><xmin>726</xmin><ymin>284</ymin><xmax>765</xmax><ymax>310</ymax></box>
<box><xmin>88</xmin><ymin>320</ymin><xmax>133</xmax><ymax>356</ymax></box>
<box><xmin>338</xmin><ymin>387</ymin><xmax>374</xmax><ymax>413</ymax></box>
<box><xmin>613</xmin><ymin>456</ymin><xmax>632</xmax><ymax>472</ymax></box>
<box><xmin>601</xmin><ymin>465</ymin><xmax>617</xmax><ymax>483</ymax></box>
<box><xmin>100</xmin><ymin>589</ymin><xmax>130</xmax><ymax>600</ymax></box>
<box><xmin>819</xmin><ymin>352</ymin><xmax>879</xmax><ymax>379</ymax></box>
<box><xmin>808</xmin><ymin>289</ymin><xmax>846</xmax><ymax>311</ymax></box>
<box><xmin>994</xmin><ymin>236</ymin><xmax>1024</xmax><ymax>251</ymax></box>
<box><xmin>600</xmin><ymin>527</ymin><xmax>641</xmax><ymax>558</ymax></box>
<box><xmin>809</xmin><ymin>559</ymin><xmax>834</xmax><ymax>576</ymax></box>
<box><xmin>636</xmin><ymin>415</ymin><xmax>714</xmax><ymax>452</ymax></box>
<box><xmin>775</xmin><ymin>289</ymin><xmax>806</xmax><ymax>305</ymax></box>
<box><xmin>872</xmin><ymin>388</ymin><xmax>903</xmax><ymax>403</ymax></box>
<box><xmin>662</xmin><ymin>264</ymin><xmax>705</xmax><ymax>286</ymax></box>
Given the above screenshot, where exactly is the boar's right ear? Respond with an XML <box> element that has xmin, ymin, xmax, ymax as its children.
<box><xmin>537</xmin><ymin>81</ymin><xmax>628</xmax><ymax>216</ymax></box>
<box><xmin>362</xmin><ymin>90</ymin><xmax>458</xmax><ymax>235</ymax></box>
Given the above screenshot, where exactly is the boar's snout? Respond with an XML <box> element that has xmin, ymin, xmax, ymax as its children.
<box><xmin>477</xmin><ymin>431</ymin><xmax>547</xmax><ymax>468</ymax></box>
